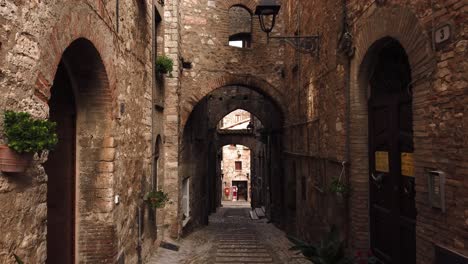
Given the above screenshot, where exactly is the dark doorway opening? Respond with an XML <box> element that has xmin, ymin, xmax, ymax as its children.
<box><xmin>368</xmin><ymin>38</ymin><xmax>415</xmax><ymax>264</ymax></box>
<box><xmin>232</xmin><ymin>181</ymin><xmax>248</xmax><ymax>201</ymax></box>
<box><xmin>180</xmin><ymin>85</ymin><xmax>283</xmax><ymax>230</ymax></box>
<box><xmin>44</xmin><ymin>61</ymin><xmax>77</xmax><ymax>264</ymax></box>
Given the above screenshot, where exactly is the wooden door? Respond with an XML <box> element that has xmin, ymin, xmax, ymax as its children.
<box><xmin>45</xmin><ymin>63</ymin><xmax>76</xmax><ymax>264</ymax></box>
<box><xmin>368</xmin><ymin>40</ymin><xmax>416</xmax><ymax>264</ymax></box>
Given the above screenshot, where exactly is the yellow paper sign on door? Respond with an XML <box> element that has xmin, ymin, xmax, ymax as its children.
<box><xmin>401</xmin><ymin>152</ymin><xmax>414</xmax><ymax>177</ymax></box>
<box><xmin>375</xmin><ymin>151</ymin><xmax>389</xmax><ymax>172</ymax></box>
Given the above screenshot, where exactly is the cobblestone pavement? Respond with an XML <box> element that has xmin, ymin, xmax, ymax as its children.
<box><xmin>148</xmin><ymin>203</ymin><xmax>309</xmax><ymax>264</ymax></box>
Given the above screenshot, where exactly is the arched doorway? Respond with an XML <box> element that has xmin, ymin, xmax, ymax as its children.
<box><xmin>180</xmin><ymin>85</ymin><xmax>283</xmax><ymax>230</ymax></box>
<box><xmin>45</xmin><ymin>60</ymin><xmax>76</xmax><ymax>264</ymax></box>
<box><xmin>44</xmin><ymin>38</ymin><xmax>114</xmax><ymax>263</ymax></box>
<box><xmin>367</xmin><ymin>38</ymin><xmax>415</xmax><ymax>264</ymax></box>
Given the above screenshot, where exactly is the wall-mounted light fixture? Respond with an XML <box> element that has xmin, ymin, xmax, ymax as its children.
<box><xmin>255</xmin><ymin>0</ymin><xmax>320</xmax><ymax>57</ymax></box>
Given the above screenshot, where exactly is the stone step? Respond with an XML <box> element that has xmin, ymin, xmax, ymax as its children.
<box><xmin>215</xmin><ymin>256</ymin><xmax>273</xmax><ymax>262</ymax></box>
<box><xmin>218</xmin><ymin>245</ymin><xmax>266</xmax><ymax>249</ymax></box>
<box><xmin>216</xmin><ymin>249</ymin><xmax>268</xmax><ymax>253</ymax></box>
<box><xmin>216</xmin><ymin>253</ymin><xmax>271</xmax><ymax>257</ymax></box>
<box><xmin>254</xmin><ymin>208</ymin><xmax>265</xmax><ymax>218</ymax></box>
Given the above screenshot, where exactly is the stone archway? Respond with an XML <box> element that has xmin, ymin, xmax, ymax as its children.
<box><xmin>45</xmin><ymin>38</ymin><xmax>115</xmax><ymax>263</ymax></box>
<box><xmin>180</xmin><ymin>75</ymin><xmax>285</xmax><ymax>131</ymax></box>
<box><xmin>348</xmin><ymin>5</ymin><xmax>436</xmax><ymax>255</ymax></box>
<box><xmin>179</xmin><ymin>85</ymin><xmax>283</xmax><ymax>233</ymax></box>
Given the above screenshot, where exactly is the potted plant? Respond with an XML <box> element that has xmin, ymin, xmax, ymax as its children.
<box><xmin>156</xmin><ymin>55</ymin><xmax>174</xmax><ymax>75</ymax></box>
<box><xmin>0</xmin><ymin>111</ymin><xmax>58</xmax><ymax>173</ymax></box>
<box><xmin>144</xmin><ymin>189</ymin><xmax>169</xmax><ymax>209</ymax></box>
<box><xmin>329</xmin><ymin>177</ymin><xmax>351</xmax><ymax>198</ymax></box>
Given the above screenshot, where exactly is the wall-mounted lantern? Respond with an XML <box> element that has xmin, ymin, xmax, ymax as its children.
<box><xmin>255</xmin><ymin>0</ymin><xmax>320</xmax><ymax>57</ymax></box>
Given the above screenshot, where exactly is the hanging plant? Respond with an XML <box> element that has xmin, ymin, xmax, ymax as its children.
<box><xmin>144</xmin><ymin>189</ymin><xmax>169</xmax><ymax>209</ymax></box>
<box><xmin>328</xmin><ymin>162</ymin><xmax>351</xmax><ymax>196</ymax></box>
<box><xmin>156</xmin><ymin>55</ymin><xmax>174</xmax><ymax>74</ymax></box>
<box><xmin>329</xmin><ymin>177</ymin><xmax>351</xmax><ymax>196</ymax></box>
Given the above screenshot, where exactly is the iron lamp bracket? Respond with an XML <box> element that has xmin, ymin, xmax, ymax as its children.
<box><xmin>268</xmin><ymin>35</ymin><xmax>320</xmax><ymax>57</ymax></box>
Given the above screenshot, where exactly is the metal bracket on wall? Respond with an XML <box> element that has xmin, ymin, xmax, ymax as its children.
<box><xmin>268</xmin><ymin>35</ymin><xmax>320</xmax><ymax>57</ymax></box>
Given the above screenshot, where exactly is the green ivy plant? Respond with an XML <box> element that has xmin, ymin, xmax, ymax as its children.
<box><xmin>4</xmin><ymin>111</ymin><xmax>58</xmax><ymax>154</ymax></box>
<box><xmin>329</xmin><ymin>177</ymin><xmax>351</xmax><ymax>196</ymax></box>
<box><xmin>144</xmin><ymin>189</ymin><xmax>169</xmax><ymax>209</ymax></box>
<box><xmin>288</xmin><ymin>226</ymin><xmax>354</xmax><ymax>264</ymax></box>
<box><xmin>156</xmin><ymin>55</ymin><xmax>174</xmax><ymax>74</ymax></box>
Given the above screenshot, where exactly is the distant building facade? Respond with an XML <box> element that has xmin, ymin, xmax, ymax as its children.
<box><xmin>219</xmin><ymin>110</ymin><xmax>252</xmax><ymax>202</ymax></box>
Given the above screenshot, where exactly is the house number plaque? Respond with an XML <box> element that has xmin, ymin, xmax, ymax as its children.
<box><xmin>434</xmin><ymin>24</ymin><xmax>451</xmax><ymax>46</ymax></box>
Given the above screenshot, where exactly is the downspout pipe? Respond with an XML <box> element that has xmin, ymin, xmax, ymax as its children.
<box><xmin>151</xmin><ymin>0</ymin><xmax>156</xmax><ymax>190</ymax></box>
<box><xmin>338</xmin><ymin>0</ymin><xmax>353</xmax><ymax>249</ymax></box>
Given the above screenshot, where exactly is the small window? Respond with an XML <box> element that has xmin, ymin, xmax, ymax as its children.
<box><xmin>229</xmin><ymin>33</ymin><xmax>251</xmax><ymax>48</ymax></box>
<box><xmin>228</xmin><ymin>6</ymin><xmax>252</xmax><ymax>48</ymax></box>
<box><xmin>235</xmin><ymin>161</ymin><xmax>242</xmax><ymax>170</ymax></box>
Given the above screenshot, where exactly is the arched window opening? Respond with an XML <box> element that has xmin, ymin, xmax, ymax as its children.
<box><xmin>228</xmin><ymin>6</ymin><xmax>252</xmax><ymax>48</ymax></box>
<box><xmin>217</xmin><ymin>109</ymin><xmax>262</xmax><ymax>131</ymax></box>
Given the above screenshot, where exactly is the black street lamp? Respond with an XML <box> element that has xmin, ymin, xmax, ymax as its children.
<box><xmin>255</xmin><ymin>0</ymin><xmax>320</xmax><ymax>57</ymax></box>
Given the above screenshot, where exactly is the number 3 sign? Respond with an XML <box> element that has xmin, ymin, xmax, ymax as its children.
<box><xmin>434</xmin><ymin>24</ymin><xmax>451</xmax><ymax>47</ymax></box>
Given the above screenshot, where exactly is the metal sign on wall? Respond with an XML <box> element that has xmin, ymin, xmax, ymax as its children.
<box><xmin>401</xmin><ymin>152</ymin><xmax>415</xmax><ymax>177</ymax></box>
<box><xmin>433</xmin><ymin>24</ymin><xmax>452</xmax><ymax>49</ymax></box>
<box><xmin>375</xmin><ymin>151</ymin><xmax>389</xmax><ymax>173</ymax></box>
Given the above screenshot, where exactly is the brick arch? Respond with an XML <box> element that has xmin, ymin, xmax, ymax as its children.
<box><xmin>34</xmin><ymin>2</ymin><xmax>117</xmax><ymax>105</ymax></box>
<box><xmin>219</xmin><ymin>0</ymin><xmax>258</xmax><ymax>13</ymax></box>
<box><xmin>181</xmin><ymin>74</ymin><xmax>284</xmax><ymax>130</ymax></box>
<box><xmin>37</xmin><ymin>3</ymin><xmax>118</xmax><ymax>263</ymax></box>
<box><xmin>216</xmin><ymin>135</ymin><xmax>259</xmax><ymax>153</ymax></box>
<box><xmin>348</xmin><ymin>5</ymin><xmax>436</xmax><ymax>252</ymax></box>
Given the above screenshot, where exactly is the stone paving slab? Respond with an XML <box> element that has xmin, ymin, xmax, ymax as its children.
<box><xmin>147</xmin><ymin>205</ymin><xmax>310</xmax><ymax>264</ymax></box>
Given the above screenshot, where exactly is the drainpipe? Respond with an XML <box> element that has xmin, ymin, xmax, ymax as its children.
<box><xmin>116</xmin><ymin>0</ymin><xmax>119</xmax><ymax>33</ymax></box>
<box><xmin>151</xmin><ymin>0</ymin><xmax>156</xmax><ymax>190</ymax></box>
<box><xmin>339</xmin><ymin>0</ymin><xmax>354</xmax><ymax>248</ymax></box>
<box><xmin>137</xmin><ymin>206</ymin><xmax>143</xmax><ymax>264</ymax></box>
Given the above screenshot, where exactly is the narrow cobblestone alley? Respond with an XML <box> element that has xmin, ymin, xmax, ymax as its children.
<box><xmin>1</xmin><ymin>1</ymin><xmax>467</xmax><ymax>263</ymax></box>
<box><xmin>148</xmin><ymin>202</ymin><xmax>309</xmax><ymax>264</ymax></box>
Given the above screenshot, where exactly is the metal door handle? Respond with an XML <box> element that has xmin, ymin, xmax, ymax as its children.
<box><xmin>371</xmin><ymin>173</ymin><xmax>384</xmax><ymax>189</ymax></box>
<box><xmin>371</xmin><ymin>173</ymin><xmax>384</xmax><ymax>183</ymax></box>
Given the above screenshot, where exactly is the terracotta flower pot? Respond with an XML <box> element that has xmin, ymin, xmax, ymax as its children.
<box><xmin>0</xmin><ymin>145</ymin><xmax>33</xmax><ymax>173</ymax></box>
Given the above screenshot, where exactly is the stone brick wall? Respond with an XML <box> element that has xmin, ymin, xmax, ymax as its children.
<box><xmin>179</xmin><ymin>0</ymin><xmax>285</xmax><ymax>126</ymax></box>
<box><xmin>229</xmin><ymin>6</ymin><xmax>252</xmax><ymax>37</ymax></box>
<box><xmin>170</xmin><ymin>0</ymin><xmax>286</xmax><ymax>237</ymax></box>
<box><xmin>281</xmin><ymin>0</ymin><xmax>467</xmax><ymax>262</ymax></box>
<box><xmin>0</xmin><ymin>0</ymin><xmax>165</xmax><ymax>263</ymax></box>
<box><xmin>280</xmin><ymin>0</ymin><xmax>348</xmax><ymax>240</ymax></box>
